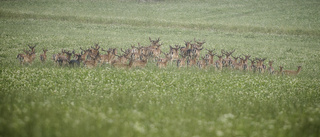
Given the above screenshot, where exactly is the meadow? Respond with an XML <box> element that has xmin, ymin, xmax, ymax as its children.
<box><xmin>1</xmin><ymin>0</ymin><xmax>320</xmax><ymax>137</ymax></box>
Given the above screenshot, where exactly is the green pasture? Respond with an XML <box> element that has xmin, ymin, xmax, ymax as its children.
<box><xmin>1</xmin><ymin>0</ymin><xmax>320</xmax><ymax>137</ymax></box>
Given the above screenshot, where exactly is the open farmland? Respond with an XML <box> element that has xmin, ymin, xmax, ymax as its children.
<box><xmin>1</xmin><ymin>0</ymin><xmax>320</xmax><ymax>137</ymax></box>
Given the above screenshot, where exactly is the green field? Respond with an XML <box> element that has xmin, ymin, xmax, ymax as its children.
<box><xmin>1</xmin><ymin>0</ymin><xmax>320</xmax><ymax>137</ymax></box>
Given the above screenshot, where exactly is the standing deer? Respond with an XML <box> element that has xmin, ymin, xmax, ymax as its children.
<box><xmin>215</xmin><ymin>54</ymin><xmax>224</xmax><ymax>70</ymax></box>
<box><xmin>268</xmin><ymin>60</ymin><xmax>275</xmax><ymax>74</ymax></box>
<box><xmin>177</xmin><ymin>55</ymin><xmax>187</xmax><ymax>68</ymax></box>
<box><xmin>40</xmin><ymin>49</ymin><xmax>48</xmax><ymax>63</ymax></box>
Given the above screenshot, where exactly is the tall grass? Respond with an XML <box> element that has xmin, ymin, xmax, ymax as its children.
<box><xmin>1</xmin><ymin>0</ymin><xmax>320</xmax><ymax>137</ymax></box>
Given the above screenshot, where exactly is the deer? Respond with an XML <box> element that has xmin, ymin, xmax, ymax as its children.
<box><xmin>84</xmin><ymin>54</ymin><xmax>100</xmax><ymax>68</ymax></box>
<box><xmin>88</xmin><ymin>44</ymin><xmax>100</xmax><ymax>60</ymax></box>
<box><xmin>130</xmin><ymin>54</ymin><xmax>149</xmax><ymax>68</ymax></box>
<box><xmin>273</xmin><ymin>66</ymin><xmax>283</xmax><ymax>75</ymax></box>
<box><xmin>156</xmin><ymin>52</ymin><xmax>172</xmax><ymax>68</ymax></box>
<box><xmin>197</xmin><ymin>56</ymin><xmax>208</xmax><ymax>69</ymax></box>
<box><xmin>69</xmin><ymin>54</ymin><xmax>82</xmax><ymax>67</ymax></box>
<box><xmin>248</xmin><ymin>59</ymin><xmax>256</xmax><ymax>72</ymax></box>
<box><xmin>177</xmin><ymin>54</ymin><xmax>187</xmax><ymax>68</ymax></box>
<box><xmin>242</xmin><ymin>54</ymin><xmax>251</xmax><ymax>71</ymax></box>
<box><xmin>215</xmin><ymin>54</ymin><xmax>224</xmax><ymax>70</ymax></box>
<box><xmin>17</xmin><ymin>49</ymin><xmax>34</xmax><ymax>65</ymax></box>
<box><xmin>111</xmin><ymin>52</ymin><xmax>131</xmax><ymax>65</ymax></box>
<box><xmin>169</xmin><ymin>45</ymin><xmax>180</xmax><ymax>63</ymax></box>
<box><xmin>149</xmin><ymin>37</ymin><xmax>161</xmax><ymax>49</ymax></box>
<box><xmin>180</xmin><ymin>40</ymin><xmax>192</xmax><ymax>57</ymax></box>
<box><xmin>267</xmin><ymin>60</ymin><xmax>275</xmax><ymax>74</ymax></box>
<box><xmin>221</xmin><ymin>49</ymin><xmax>235</xmax><ymax>67</ymax></box>
<box><xmin>148</xmin><ymin>43</ymin><xmax>162</xmax><ymax>60</ymax></box>
<box><xmin>79</xmin><ymin>47</ymin><xmax>90</xmax><ymax>62</ymax></box>
<box><xmin>187</xmin><ymin>56</ymin><xmax>197</xmax><ymax>67</ymax></box>
<box><xmin>191</xmin><ymin>46</ymin><xmax>203</xmax><ymax>59</ymax></box>
<box><xmin>193</xmin><ymin>38</ymin><xmax>206</xmax><ymax>49</ymax></box>
<box><xmin>232</xmin><ymin>57</ymin><xmax>246</xmax><ymax>70</ymax></box>
<box><xmin>56</xmin><ymin>50</ymin><xmax>72</xmax><ymax>66</ymax></box>
<box><xmin>256</xmin><ymin>58</ymin><xmax>267</xmax><ymax>73</ymax></box>
<box><xmin>100</xmin><ymin>48</ymin><xmax>113</xmax><ymax>64</ymax></box>
<box><xmin>27</xmin><ymin>44</ymin><xmax>37</xmax><ymax>61</ymax></box>
<box><xmin>205</xmin><ymin>49</ymin><xmax>216</xmax><ymax>66</ymax></box>
<box><xmin>282</xmin><ymin>66</ymin><xmax>302</xmax><ymax>75</ymax></box>
<box><xmin>40</xmin><ymin>49</ymin><xmax>48</xmax><ymax>63</ymax></box>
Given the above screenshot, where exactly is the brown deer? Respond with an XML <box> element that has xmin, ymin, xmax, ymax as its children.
<box><xmin>149</xmin><ymin>37</ymin><xmax>161</xmax><ymax>48</ymax></box>
<box><xmin>267</xmin><ymin>60</ymin><xmax>275</xmax><ymax>74</ymax></box>
<box><xmin>283</xmin><ymin>66</ymin><xmax>302</xmax><ymax>75</ymax></box>
<box><xmin>193</xmin><ymin>38</ymin><xmax>206</xmax><ymax>49</ymax></box>
<box><xmin>54</xmin><ymin>49</ymin><xmax>72</xmax><ymax>66</ymax></box>
<box><xmin>256</xmin><ymin>58</ymin><xmax>267</xmax><ymax>73</ymax></box>
<box><xmin>156</xmin><ymin>52</ymin><xmax>172</xmax><ymax>68</ymax></box>
<box><xmin>40</xmin><ymin>49</ymin><xmax>48</xmax><ymax>63</ymax></box>
<box><xmin>130</xmin><ymin>54</ymin><xmax>149</xmax><ymax>68</ymax></box>
<box><xmin>248</xmin><ymin>59</ymin><xmax>256</xmax><ymax>72</ymax></box>
<box><xmin>273</xmin><ymin>66</ymin><xmax>283</xmax><ymax>75</ymax></box>
<box><xmin>100</xmin><ymin>48</ymin><xmax>113</xmax><ymax>64</ymax></box>
<box><xmin>169</xmin><ymin>45</ymin><xmax>180</xmax><ymax>63</ymax></box>
<box><xmin>205</xmin><ymin>49</ymin><xmax>216</xmax><ymax>66</ymax></box>
<box><xmin>17</xmin><ymin>49</ymin><xmax>34</xmax><ymax>65</ymax></box>
<box><xmin>79</xmin><ymin>47</ymin><xmax>90</xmax><ymax>62</ymax></box>
<box><xmin>197</xmin><ymin>56</ymin><xmax>208</xmax><ymax>69</ymax></box>
<box><xmin>221</xmin><ymin>49</ymin><xmax>235</xmax><ymax>67</ymax></box>
<box><xmin>215</xmin><ymin>54</ymin><xmax>224</xmax><ymax>70</ymax></box>
<box><xmin>187</xmin><ymin>56</ymin><xmax>197</xmax><ymax>67</ymax></box>
<box><xmin>232</xmin><ymin>57</ymin><xmax>246</xmax><ymax>70</ymax></box>
<box><xmin>177</xmin><ymin>54</ymin><xmax>187</xmax><ymax>68</ymax></box>
<box><xmin>180</xmin><ymin>40</ymin><xmax>192</xmax><ymax>57</ymax></box>
<box><xmin>84</xmin><ymin>54</ymin><xmax>100</xmax><ymax>68</ymax></box>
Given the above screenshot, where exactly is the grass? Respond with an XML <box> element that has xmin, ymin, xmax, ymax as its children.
<box><xmin>1</xmin><ymin>0</ymin><xmax>320</xmax><ymax>137</ymax></box>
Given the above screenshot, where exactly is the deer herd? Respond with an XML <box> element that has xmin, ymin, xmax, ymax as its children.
<box><xmin>16</xmin><ymin>37</ymin><xmax>302</xmax><ymax>75</ymax></box>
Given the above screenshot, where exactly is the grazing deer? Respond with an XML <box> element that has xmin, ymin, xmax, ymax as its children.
<box><xmin>40</xmin><ymin>49</ymin><xmax>48</xmax><ymax>63</ymax></box>
<box><xmin>283</xmin><ymin>66</ymin><xmax>302</xmax><ymax>75</ymax></box>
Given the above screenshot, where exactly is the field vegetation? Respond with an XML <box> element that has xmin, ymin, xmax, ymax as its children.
<box><xmin>1</xmin><ymin>0</ymin><xmax>320</xmax><ymax>137</ymax></box>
